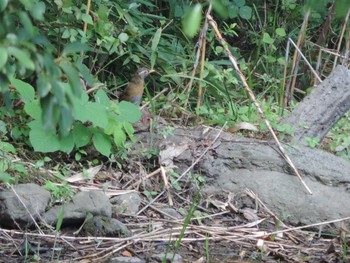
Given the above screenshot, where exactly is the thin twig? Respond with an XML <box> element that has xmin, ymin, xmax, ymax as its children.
<box><xmin>288</xmin><ymin>38</ymin><xmax>322</xmax><ymax>83</ymax></box>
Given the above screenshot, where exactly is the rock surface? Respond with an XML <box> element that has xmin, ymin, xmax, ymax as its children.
<box><xmin>81</xmin><ymin>215</ymin><xmax>131</xmax><ymax>237</ymax></box>
<box><xmin>110</xmin><ymin>257</ymin><xmax>145</xmax><ymax>263</ymax></box>
<box><xmin>111</xmin><ymin>192</ymin><xmax>141</xmax><ymax>216</ymax></box>
<box><xmin>135</xmin><ymin>125</ymin><xmax>350</xmax><ymax>231</ymax></box>
<box><xmin>0</xmin><ymin>183</ymin><xmax>51</xmax><ymax>228</ymax></box>
<box><xmin>43</xmin><ymin>190</ymin><xmax>112</xmax><ymax>225</ymax></box>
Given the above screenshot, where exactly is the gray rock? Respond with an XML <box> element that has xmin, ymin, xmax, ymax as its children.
<box><xmin>0</xmin><ymin>183</ymin><xmax>51</xmax><ymax>228</ymax></box>
<box><xmin>159</xmin><ymin>207</ymin><xmax>182</xmax><ymax>220</ymax></box>
<box><xmin>150</xmin><ymin>252</ymin><xmax>182</xmax><ymax>263</ymax></box>
<box><xmin>81</xmin><ymin>215</ymin><xmax>131</xmax><ymax>237</ymax></box>
<box><xmin>43</xmin><ymin>190</ymin><xmax>111</xmax><ymax>225</ymax></box>
<box><xmin>111</xmin><ymin>192</ymin><xmax>141</xmax><ymax>216</ymax></box>
<box><xmin>135</xmin><ymin>124</ymin><xmax>350</xmax><ymax>233</ymax></box>
<box><xmin>109</xmin><ymin>256</ymin><xmax>145</xmax><ymax>263</ymax></box>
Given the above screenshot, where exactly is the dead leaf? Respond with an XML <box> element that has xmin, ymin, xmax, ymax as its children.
<box><xmin>240</xmin><ymin>208</ymin><xmax>259</xmax><ymax>222</ymax></box>
<box><xmin>227</xmin><ymin>122</ymin><xmax>258</xmax><ymax>133</ymax></box>
<box><xmin>159</xmin><ymin>142</ymin><xmax>189</xmax><ymax>166</ymax></box>
<box><xmin>65</xmin><ymin>165</ymin><xmax>102</xmax><ymax>183</ymax></box>
<box><xmin>121</xmin><ymin>250</ymin><xmax>132</xmax><ymax>257</ymax></box>
<box><xmin>192</xmin><ymin>257</ymin><xmax>205</xmax><ymax>263</ymax></box>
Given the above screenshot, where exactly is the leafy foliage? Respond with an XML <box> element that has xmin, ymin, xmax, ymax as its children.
<box><xmin>0</xmin><ymin>0</ymin><xmax>349</xmax><ymax>173</ymax></box>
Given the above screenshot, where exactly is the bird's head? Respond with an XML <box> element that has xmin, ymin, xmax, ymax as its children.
<box><xmin>136</xmin><ymin>68</ymin><xmax>155</xmax><ymax>79</ymax></box>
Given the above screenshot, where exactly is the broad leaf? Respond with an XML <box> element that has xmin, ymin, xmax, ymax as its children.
<box><xmin>93</xmin><ymin>132</ymin><xmax>111</xmax><ymax>157</ymax></box>
<box><xmin>11</xmin><ymin>79</ymin><xmax>35</xmax><ymax>102</ymax></box>
<box><xmin>72</xmin><ymin>124</ymin><xmax>91</xmax><ymax>148</ymax></box>
<box><xmin>29</xmin><ymin>120</ymin><xmax>61</xmax><ymax>152</ymax></box>
<box><xmin>182</xmin><ymin>3</ymin><xmax>202</xmax><ymax>38</ymax></box>
<box><xmin>117</xmin><ymin>101</ymin><xmax>141</xmax><ymax>123</ymax></box>
<box><xmin>8</xmin><ymin>47</ymin><xmax>35</xmax><ymax>70</ymax></box>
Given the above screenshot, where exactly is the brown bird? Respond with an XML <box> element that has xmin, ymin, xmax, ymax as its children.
<box><xmin>120</xmin><ymin>67</ymin><xmax>154</xmax><ymax>105</ymax></box>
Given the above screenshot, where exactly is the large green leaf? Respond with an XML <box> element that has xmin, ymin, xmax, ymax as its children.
<box><xmin>211</xmin><ymin>0</ymin><xmax>228</xmax><ymax>19</ymax></box>
<box><xmin>11</xmin><ymin>79</ymin><xmax>35</xmax><ymax>102</ymax></box>
<box><xmin>113</xmin><ymin>123</ymin><xmax>126</xmax><ymax>147</ymax></box>
<box><xmin>29</xmin><ymin>120</ymin><xmax>61</xmax><ymax>152</ymax></box>
<box><xmin>75</xmin><ymin>101</ymin><xmax>108</xmax><ymax>128</ymax></box>
<box><xmin>72</xmin><ymin>124</ymin><xmax>91</xmax><ymax>148</ymax></box>
<box><xmin>0</xmin><ymin>172</ymin><xmax>15</xmax><ymax>184</ymax></box>
<box><xmin>8</xmin><ymin>47</ymin><xmax>35</xmax><ymax>70</ymax></box>
<box><xmin>93</xmin><ymin>132</ymin><xmax>111</xmax><ymax>157</ymax></box>
<box><xmin>60</xmin><ymin>63</ymin><xmax>83</xmax><ymax>96</ymax></box>
<box><xmin>59</xmin><ymin>106</ymin><xmax>74</xmax><ymax>136</ymax></box>
<box><xmin>116</xmin><ymin>101</ymin><xmax>141</xmax><ymax>123</ymax></box>
<box><xmin>62</xmin><ymin>41</ymin><xmax>91</xmax><ymax>55</ymax></box>
<box><xmin>0</xmin><ymin>0</ymin><xmax>9</xmax><ymax>12</ymax></box>
<box><xmin>239</xmin><ymin>5</ymin><xmax>252</xmax><ymax>20</ymax></box>
<box><xmin>182</xmin><ymin>3</ymin><xmax>202</xmax><ymax>38</ymax></box>
<box><xmin>59</xmin><ymin>134</ymin><xmax>75</xmax><ymax>153</ymax></box>
<box><xmin>24</xmin><ymin>100</ymin><xmax>41</xmax><ymax>119</ymax></box>
<box><xmin>94</xmin><ymin>89</ymin><xmax>111</xmax><ymax>106</ymax></box>
<box><xmin>0</xmin><ymin>46</ymin><xmax>8</xmax><ymax>69</ymax></box>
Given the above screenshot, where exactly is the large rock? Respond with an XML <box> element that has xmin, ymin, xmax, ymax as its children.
<box><xmin>43</xmin><ymin>190</ymin><xmax>112</xmax><ymax>226</ymax></box>
<box><xmin>0</xmin><ymin>183</ymin><xmax>51</xmax><ymax>228</ymax></box>
<box><xmin>135</xmin><ymin>126</ymin><xmax>350</xmax><ymax>231</ymax></box>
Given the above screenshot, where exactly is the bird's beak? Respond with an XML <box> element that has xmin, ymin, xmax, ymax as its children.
<box><xmin>148</xmin><ymin>69</ymin><xmax>156</xmax><ymax>74</ymax></box>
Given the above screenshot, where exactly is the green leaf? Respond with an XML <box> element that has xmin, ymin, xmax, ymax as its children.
<box><xmin>76</xmin><ymin>62</ymin><xmax>94</xmax><ymax>86</ymax></box>
<box><xmin>0</xmin><ymin>46</ymin><xmax>8</xmax><ymax>69</ymax></box>
<box><xmin>72</xmin><ymin>124</ymin><xmax>91</xmax><ymax>148</ymax></box>
<box><xmin>150</xmin><ymin>51</ymin><xmax>157</xmax><ymax>69</ymax></box>
<box><xmin>75</xmin><ymin>101</ymin><xmax>108</xmax><ymax>128</ymax></box>
<box><xmin>0</xmin><ymin>0</ymin><xmax>9</xmax><ymax>12</ymax></box>
<box><xmin>277</xmin><ymin>57</ymin><xmax>286</xmax><ymax>65</ymax></box>
<box><xmin>19</xmin><ymin>11</ymin><xmax>34</xmax><ymax>35</ymax></box>
<box><xmin>182</xmin><ymin>3</ymin><xmax>202</xmax><ymax>38</ymax></box>
<box><xmin>275</xmin><ymin>28</ymin><xmax>286</xmax><ymax>37</ymax></box>
<box><xmin>41</xmin><ymin>95</ymin><xmax>58</xmax><ymax>131</ymax></box>
<box><xmin>118</xmin><ymin>32</ymin><xmax>129</xmax><ymax>43</ymax></box>
<box><xmin>11</xmin><ymin>79</ymin><xmax>35</xmax><ymax>103</ymax></box>
<box><xmin>113</xmin><ymin>123</ymin><xmax>126</xmax><ymax>147</ymax></box>
<box><xmin>211</xmin><ymin>0</ymin><xmax>229</xmax><ymax>19</ymax></box>
<box><xmin>29</xmin><ymin>120</ymin><xmax>61</xmax><ymax>152</ymax></box>
<box><xmin>56</xmin><ymin>205</ymin><xmax>65</xmax><ymax>231</ymax></box>
<box><xmin>0</xmin><ymin>73</ymin><xmax>10</xmax><ymax>92</ymax></box>
<box><xmin>335</xmin><ymin>0</ymin><xmax>350</xmax><ymax>18</ymax></box>
<box><xmin>93</xmin><ymin>132</ymin><xmax>111</xmax><ymax>157</ymax></box>
<box><xmin>123</xmin><ymin>122</ymin><xmax>136</xmax><ymax>142</ymax></box>
<box><xmin>0</xmin><ymin>141</ymin><xmax>16</xmax><ymax>153</ymax></box>
<box><xmin>24</xmin><ymin>100</ymin><xmax>41</xmax><ymax>119</ymax></box>
<box><xmin>60</xmin><ymin>63</ymin><xmax>82</xmax><ymax>96</ymax></box>
<box><xmin>59</xmin><ymin>134</ymin><xmax>75</xmax><ymax>153</ymax></box>
<box><xmin>117</xmin><ymin>101</ymin><xmax>141</xmax><ymax>123</ymax></box>
<box><xmin>37</xmin><ymin>75</ymin><xmax>52</xmax><ymax>97</ymax></box>
<box><xmin>0</xmin><ymin>172</ymin><xmax>15</xmax><ymax>184</ymax></box>
<box><xmin>0</xmin><ymin>120</ymin><xmax>6</xmax><ymax>133</ymax></box>
<box><xmin>59</xmin><ymin>106</ymin><xmax>73</xmax><ymax>136</ymax></box>
<box><xmin>262</xmin><ymin>32</ymin><xmax>275</xmax><ymax>44</ymax></box>
<box><xmin>62</xmin><ymin>41</ymin><xmax>91</xmax><ymax>55</ymax></box>
<box><xmin>8</xmin><ymin>47</ymin><xmax>35</xmax><ymax>70</ymax></box>
<box><xmin>228</xmin><ymin>5</ymin><xmax>239</xmax><ymax>18</ymax></box>
<box><xmin>81</xmin><ymin>13</ymin><xmax>93</xmax><ymax>24</ymax></box>
<box><xmin>239</xmin><ymin>5</ymin><xmax>252</xmax><ymax>20</ymax></box>
<box><xmin>233</xmin><ymin>0</ymin><xmax>245</xmax><ymax>7</ymax></box>
<box><xmin>151</xmin><ymin>28</ymin><xmax>162</xmax><ymax>52</ymax></box>
<box><xmin>94</xmin><ymin>90</ymin><xmax>111</xmax><ymax>106</ymax></box>
<box><xmin>30</xmin><ymin>1</ymin><xmax>46</xmax><ymax>20</ymax></box>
